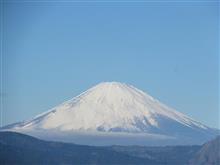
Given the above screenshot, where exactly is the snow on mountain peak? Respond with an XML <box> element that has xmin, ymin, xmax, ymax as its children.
<box><xmin>10</xmin><ymin>81</ymin><xmax>211</xmax><ymax>136</ymax></box>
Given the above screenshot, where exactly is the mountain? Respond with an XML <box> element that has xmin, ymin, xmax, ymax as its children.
<box><xmin>2</xmin><ymin>82</ymin><xmax>219</xmax><ymax>145</ymax></box>
<box><xmin>0</xmin><ymin>131</ymin><xmax>201</xmax><ymax>165</ymax></box>
<box><xmin>189</xmin><ymin>136</ymin><xmax>220</xmax><ymax>165</ymax></box>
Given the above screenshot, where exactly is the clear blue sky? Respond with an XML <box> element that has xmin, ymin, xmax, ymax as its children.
<box><xmin>1</xmin><ymin>1</ymin><xmax>219</xmax><ymax>128</ymax></box>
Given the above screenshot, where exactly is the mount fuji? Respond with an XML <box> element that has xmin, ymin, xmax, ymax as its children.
<box><xmin>3</xmin><ymin>82</ymin><xmax>219</xmax><ymax>146</ymax></box>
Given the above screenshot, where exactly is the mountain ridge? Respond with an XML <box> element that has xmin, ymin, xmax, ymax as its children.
<box><xmin>2</xmin><ymin>82</ymin><xmax>219</xmax><ymax>145</ymax></box>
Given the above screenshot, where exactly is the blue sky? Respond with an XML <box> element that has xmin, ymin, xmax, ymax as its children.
<box><xmin>1</xmin><ymin>1</ymin><xmax>219</xmax><ymax>128</ymax></box>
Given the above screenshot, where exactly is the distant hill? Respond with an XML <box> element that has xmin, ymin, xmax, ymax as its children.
<box><xmin>189</xmin><ymin>136</ymin><xmax>220</xmax><ymax>165</ymax></box>
<box><xmin>0</xmin><ymin>131</ymin><xmax>201</xmax><ymax>165</ymax></box>
<box><xmin>0</xmin><ymin>131</ymin><xmax>148</xmax><ymax>165</ymax></box>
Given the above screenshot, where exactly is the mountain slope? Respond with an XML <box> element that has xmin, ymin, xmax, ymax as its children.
<box><xmin>0</xmin><ymin>131</ymin><xmax>148</xmax><ymax>165</ymax></box>
<box><xmin>3</xmin><ymin>82</ymin><xmax>219</xmax><ymax>145</ymax></box>
<box><xmin>189</xmin><ymin>136</ymin><xmax>220</xmax><ymax>165</ymax></box>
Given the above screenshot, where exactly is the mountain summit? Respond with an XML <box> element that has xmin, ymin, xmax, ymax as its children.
<box><xmin>4</xmin><ymin>82</ymin><xmax>219</xmax><ymax>145</ymax></box>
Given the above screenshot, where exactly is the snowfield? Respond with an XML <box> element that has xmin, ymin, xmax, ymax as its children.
<box><xmin>3</xmin><ymin>82</ymin><xmax>219</xmax><ymax>146</ymax></box>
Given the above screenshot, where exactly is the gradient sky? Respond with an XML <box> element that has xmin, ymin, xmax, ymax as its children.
<box><xmin>1</xmin><ymin>0</ymin><xmax>219</xmax><ymax>128</ymax></box>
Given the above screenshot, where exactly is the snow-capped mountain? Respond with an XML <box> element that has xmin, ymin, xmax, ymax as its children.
<box><xmin>3</xmin><ymin>82</ymin><xmax>219</xmax><ymax>146</ymax></box>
